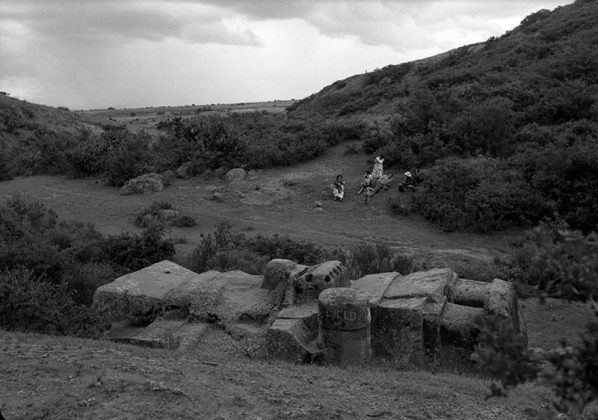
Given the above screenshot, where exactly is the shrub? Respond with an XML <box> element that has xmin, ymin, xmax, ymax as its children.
<box><xmin>0</xmin><ymin>268</ymin><xmax>107</xmax><ymax>337</ymax></box>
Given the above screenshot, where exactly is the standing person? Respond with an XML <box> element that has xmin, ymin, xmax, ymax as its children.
<box><xmin>333</xmin><ymin>174</ymin><xmax>345</xmax><ymax>202</ymax></box>
<box><xmin>372</xmin><ymin>155</ymin><xmax>384</xmax><ymax>183</ymax></box>
<box><xmin>357</xmin><ymin>170</ymin><xmax>373</xmax><ymax>195</ymax></box>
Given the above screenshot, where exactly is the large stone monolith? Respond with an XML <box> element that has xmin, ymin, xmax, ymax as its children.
<box><xmin>318</xmin><ymin>288</ymin><xmax>371</xmax><ymax>365</ymax></box>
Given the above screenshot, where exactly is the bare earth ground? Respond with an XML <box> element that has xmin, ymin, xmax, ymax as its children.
<box><xmin>0</xmin><ymin>331</ymin><xmax>553</xmax><ymax>420</ymax></box>
<box><xmin>0</xmin><ymin>142</ymin><xmax>512</xmax><ymax>260</ymax></box>
<box><xmin>1</xmin><ymin>142</ymin><xmax>594</xmax><ymax>419</ymax></box>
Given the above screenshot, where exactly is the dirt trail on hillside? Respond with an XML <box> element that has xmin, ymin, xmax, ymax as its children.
<box><xmin>0</xmin><ymin>143</ymin><xmax>513</xmax><ymax>265</ymax></box>
<box><xmin>0</xmin><ymin>331</ymin><xmax>548</xmax><ymax>419</ymax></box>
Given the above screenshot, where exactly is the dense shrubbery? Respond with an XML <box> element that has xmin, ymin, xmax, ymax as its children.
<box><xmin>410</xmin><ymin>158</ymin><xmax>551</xmax><ymax>232</ymax></box>
<box><xmin>0</xmin><ymin>197</ymin><xmax>175</xmax><ymax>337</ymax></box>
<box><xmin>474</xmin><ymin>224</ymin><xmax>598</xmax><ymax>417</ymax></box>
<box><xmin>185</xmin><ymin>222</ymin><xmax>413</xmax><ymax>279</ymax></box>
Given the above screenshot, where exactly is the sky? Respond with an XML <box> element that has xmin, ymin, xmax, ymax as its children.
<box><xmin>0</xmin><ymin>0</ymin><xmax>575</xmax><ymax>110</ymax></box>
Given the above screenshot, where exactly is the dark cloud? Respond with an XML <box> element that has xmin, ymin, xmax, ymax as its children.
<box><xmin>0</xmin><ymin>1</ymin><xmax>260</xmax><ymax>46</ymax></box>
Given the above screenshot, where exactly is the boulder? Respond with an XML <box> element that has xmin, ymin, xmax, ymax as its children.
<box><xmin>120</xmin><ymin>173</ymin><xmax>164</xmax><ymax>195</ymax></box>
<box><xmin>175</xmin><ymin>162</ymin><xmax>194</xmax><ymax>179</ymax></box>
<box><xmin>105</xmin><ymin>319</ymin><xmax>209</xmax><ymax>349</ymax></box>
<box><xmin>161</xmin><ymin>170</ymin><xmax>176</xmax><ymax>186</ymax></box>
<box><xmin>93</xmin><ymin>260</ymin><xmax>201</xmax><ymax>322</ymax></box>
<box><xmin>211</xmin><ymin>192</ymin><xmax>224</xmax><ymax>202</ymax></box>
<box><xmin>225</xmin><ymin>168</ymin><xmax>246</xmax><ymax>183</ymax></box>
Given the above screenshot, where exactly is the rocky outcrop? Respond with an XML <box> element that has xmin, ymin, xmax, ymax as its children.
<box><xmin>120</xmin><ymin>173</ymin><xmax>164</xmax><ymax>195</ymax></box>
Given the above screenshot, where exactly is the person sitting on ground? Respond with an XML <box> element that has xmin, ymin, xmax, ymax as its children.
<box><xmin>333</xmin><ymin>174</ymin><xmax>345</xmax><ymax>202</ymax></box>
<box><xmin>373</xmin><ymin>173</ymin><xmax>394</xmax><ymax>194</ymax></box>
<box><xmin>372</xmin><ymin>155</ymin><xmax>384</xmax><ymax>183</ymax></box>
<box><xmin>357</xmin><ymin>170</ymin><xmax>373</xmax><ymax>195</ymax></box>
<box><xmin>398</xmin><ymin>171</ymin><xmax>416</xmax><ymax>192</ymax></box>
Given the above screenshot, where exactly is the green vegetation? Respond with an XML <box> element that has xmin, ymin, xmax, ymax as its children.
<box><xmin>0</xmin><ymin>197</ymin><xmax>175</xmax><ymax>337</ymax></box>
<box><xmin>475</xmin><ymin>225</ymin><xmax>598</xmax><ymax>417</ymax></box>
<box><xmin>184</xmin><ymin>222</ymin><xmax>413</xmax><ymax>279</ymax></box>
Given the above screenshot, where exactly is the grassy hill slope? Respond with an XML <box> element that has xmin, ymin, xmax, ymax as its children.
<box><xmin>288</xmin><ymin>0</ymin><xmax>598</xmax><ymax>122</ymax></box>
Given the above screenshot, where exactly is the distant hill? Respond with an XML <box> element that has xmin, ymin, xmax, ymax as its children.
<box><xmin>288</xmin><ymin>0</ymin><xmax>598</xmax><ymax>122</ymax></box>
<box><xmin>0</xmin><ymin>94</ymin><xmax>85</xmax><ymax>142</ymax></box>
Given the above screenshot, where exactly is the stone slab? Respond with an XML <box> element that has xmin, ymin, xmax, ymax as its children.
<box><xmin>384</xmin><ymin>268</ymin><xmax>458</xmax><ymax>304</ymax></box>
<box><xmin>350</xmin><ymin>272</ymin><xmax>400</xmax><ymax>305</ymax></box>
<box><xmin>266</xmin><ymin>317</ymin><xmax>319</xmax><ymax>361</ymax></box>
<box><xmin>93</xmin><ymin>260</ymin><xmax>206</xmax><ymax>320</ymax></box>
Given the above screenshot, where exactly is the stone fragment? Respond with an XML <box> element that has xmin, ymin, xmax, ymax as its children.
<box><xmin>120</xmin><ymin>173</ymin><xmax>164</xmax><ymax>195</ymax></box>
<box><xmin>439</xmin><ymin>302</ymin><xmax>484</xmax><ymax>370</ymax></box>
<box><xmin>318</xmin><ymin>288</ymin><xmax>371</xmax><ymax>364</ymax></box>
<box><xmin>384</xmin><ymin>268</ymin><xmax>458</xmax><ymax>304</ymax></box>
<box><xmin>292</xmin><ymin>261</ymin><xmax>349</xmax><ymax>304</ymax></box>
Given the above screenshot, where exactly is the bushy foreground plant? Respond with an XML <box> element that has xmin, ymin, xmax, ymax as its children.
<box><xmin>474</xmin><ymin>225</ymin><xmax>598</xmax><ymax>418</ymax></box>
<box><xmin>185</xmin><ymin>223</ymin><xmax>413</xmax><ymax>278</ymax></box>
<box><xmin>0</xmin><ymin>196</ymin><xmax>175</xmax><ymax>336</ymax></box>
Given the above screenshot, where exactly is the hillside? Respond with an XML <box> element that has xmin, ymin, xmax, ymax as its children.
<box><xmin>288</xmin><ymin>0</ymin><xmax>598</xmax><ymax>121</ymax></box>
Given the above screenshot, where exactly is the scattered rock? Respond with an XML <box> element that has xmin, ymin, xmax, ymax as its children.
<box><xmin>120</xmin><ymin>173</ymin><xmax>164</xmax><ymax>195</ymax></box>
<box><xmin>175</xmin><ymin>162</ymin><xmax>194</xmax><ymax>179</ymax></box>
<box><xmin>315</xmin><ymin>201</ymin><xmax>323</xmax><ymax>207</ymax></box>
<box><xmin>225</xmin><ymin>168</ymin><xmax>246</xmax><ymax>183</ymax></box>
<box><xmin>211</xmin><ymin>192</ymin><xmax>224</xmax><ymax>202</ymax></box>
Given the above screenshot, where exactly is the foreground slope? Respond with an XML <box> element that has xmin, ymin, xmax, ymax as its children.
<box><xmin>0</xmin><ymin>330</ymin><xmax>550</xmax><ymax>419</ymax></box>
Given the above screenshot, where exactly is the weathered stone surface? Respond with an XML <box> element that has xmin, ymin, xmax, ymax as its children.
<box><xmin>318</xmin><ymin>288</ymin><xmax>371</xmax><ymax>364</ymax></box>
<box><xmin>350</xmin><ymin>272</ymin><xmax>399</xmax><ymax>305</ymax></box>
<box><xmin>120</xmin><ymin>173</ymin><xmax>164</xmax><ymax>195</ymax></box>
<box><xmin>452</xmin><ymin>278</ymin><xmax>488</xmax><ymax>307</ymax></box>
<box><xmin>93</xmin><ymin>260</ymin><xmax>202</xmax><ymax>321</ymax></box>
<box><xmin>371</xmin><ymin>297</ymin><xmax>426</xmax><ymax>367</ymax></box>
<box><xmin>318</xmin><ymin>288</ymin><xmax>370</xmax><ymax>331</ymax></box>
<box><xmin>485</xmin><ymin>279</ymin><xmax>520</xmax><ymax>331</ymax></box>
<box><xmin>266</xmin><ymin>318</ymin><xmax>320</xmax><ymax>361</ymax></box>
<box><xmin>225</xmin><ymin>168</ymin><xmax>246</xmax><ymax>183</ymax></box>
<box><xmin>384</xmin><ymin>268</ymin><xmax>458</xmax><ymax>304</ymax></box>
<box><xmin>106</xmin><ymin>319</ymin><xmax>209</xmax><ymax>349</ymax></box>
<box><xmin>422</xmin><ymin>296</ymin><xmax>446</xmax><ymax>367</ymax></box>
<box><xmin>169</xmin><ymin>270</ymin><xmax>276</xmax><ymax>323</ymax></box>
<box><xmin>261</xmin><ymin>259</ymin><xmax>296</xmax><ymax>290</ymax></box>
<box><xmin>292</xmin><ymin>261</ymin><xmax>349</xmax><ymax>303</ymax></box>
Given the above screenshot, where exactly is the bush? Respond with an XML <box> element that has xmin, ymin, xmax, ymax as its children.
<box><xmin>0</xmin><ymin>268</ymin><xmax>107</xmax><ymax>337</ymax></box>
<box><xmin>474</xmin><ymin>225</ymin><xmax>598</xmax><ymax>417</ymax></box>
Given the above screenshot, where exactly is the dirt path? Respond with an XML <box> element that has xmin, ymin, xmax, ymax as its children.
<box><xmin>0</xmin><ymin>143</ymin><xmax>513</xmax><ymax>263</ymax></box>
<box><xmin>0</xmin><ymin>331</ymin><xmax>549</xmax><ymax>420</ymax></box>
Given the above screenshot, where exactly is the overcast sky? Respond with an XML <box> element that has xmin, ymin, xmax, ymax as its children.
<box><xmin>0</xmin><ymin>0</ymin><xmax>574</xmax><ymax>110</ymax></box>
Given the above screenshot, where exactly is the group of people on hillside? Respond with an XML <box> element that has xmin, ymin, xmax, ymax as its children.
<box><xmin>333</xmin><ymin>155</ymin><xmax>412</xmax><ymax>203</ymax></box>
